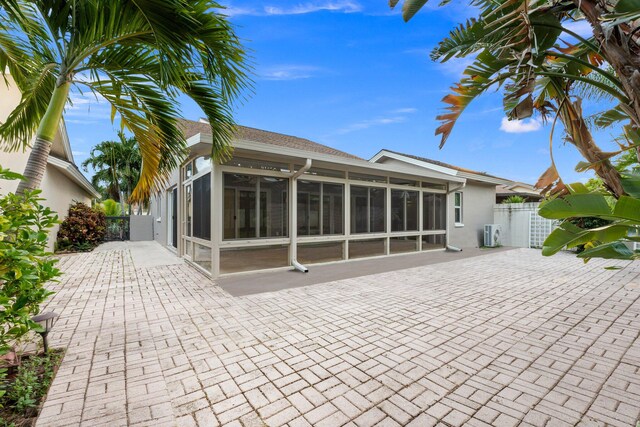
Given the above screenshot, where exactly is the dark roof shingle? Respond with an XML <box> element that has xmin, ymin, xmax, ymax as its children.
<box><xmin>179</xmin><ymin>119</ymin><xmax>361</xmax><ymax>160</ymax></box>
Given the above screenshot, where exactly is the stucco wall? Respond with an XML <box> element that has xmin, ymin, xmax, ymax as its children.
<box><xmin>40</xmin><ymin>166</ymin><xmax>92</xmax><ymax>250</ymax></box>
<box><xmin>130</xmin><ymin>215</ymin><xmax>154</xmax><ymax>241</ymax></box>
<box><xmin>448</xmin><ymin>182</ymin><xmax>496</xmax><ymax>248</ymax></box>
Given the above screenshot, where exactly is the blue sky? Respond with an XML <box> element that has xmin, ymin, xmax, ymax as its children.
<box><xmin>65</xmin><ymin>0</ymin><xmax>618</xmax><ymax>185</ymax></box>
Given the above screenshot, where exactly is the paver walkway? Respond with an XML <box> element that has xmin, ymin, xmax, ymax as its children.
<box><xmin>36</xmin><ymin>245</ymin><xmax>640</xmax><ymax>427</ymax></box>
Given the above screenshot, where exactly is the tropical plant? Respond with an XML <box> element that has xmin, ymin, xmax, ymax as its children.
<box><xmin>390</xmin><ymin>0</ymin><xmax>640</xmax><ymax>261</ymax></box>
<box><xmin>502</xmin><ymin>195</ymin><xmax>526</xmax><ymax>204</ymax></box>
<box><xmin>391</xmin><ymin>0</ymin><xmax>639</xmax><ymax>197</ymax></box>
<box><xmin>99</xmin><ymin>199</ymin><xmax>124</xmax><ymax>217</ymax></box>
<box><xmin>82</xmin><ymin>133</ymin><xmax>141</xmax><ymax>213</ymax></box>
<box><xmin>0</xmin><ymin>167</ymin><xmax>59</xmax><ymax>357</ymax></box>
<box><xmin>56</xmin><ymin>202</ymin><xmax>105</xmax><ymax>251</ymax></box>
<box><xmin>0</xmin><ymin>0</ymin><xmax>250</xmax><ymax>202</ymax></box>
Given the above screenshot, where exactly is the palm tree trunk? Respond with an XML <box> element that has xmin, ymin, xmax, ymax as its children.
<box><xmin>16</xmin><ymin>82</ymin><xmax>71</xmax><ymax>194</ymax></box>
<box><xmin>576</xmin><ymin>0</ymin><xmax>640</xmax><ymax>126</ymax></box>
<box><xmin>560</xmin><ymin>98</ymin><xmax>625</xmax><ymax>197</ymax></box>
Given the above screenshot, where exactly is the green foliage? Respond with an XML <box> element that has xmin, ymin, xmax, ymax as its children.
<box><xmin>56</xmin><ymin>202</ymin><xmax>105</xmax><ymax>252</ymax></box>
<box><xmin>539</xmin><ymin>180</ymin><xmax>640</xmax><ymax>261</ymax></box>
<box><xmin>2</xmin><ymin>351</ymin><xmax>62</xmax><ymax>418</ymax></box>
<box><xmin>0</xmin><ymin>0</ymin><xmax>251</xmax><ymax>201</ymax></box>
<box><xmin>502</xmin><ymin>195</ymin><xmax>525</xmax><ymax>204</ymax></box>
<box><xmin>99</xmin><ymin>199</ymin><xmax>125</xmax><ymax>217</ymax></box>
<box><xmin>82</xmin><ymin>133</ymin><xmax>142</xmax><ymax>208</ymax></box>
<box><xmin>0</xmin><ymin>167</ymin><xmax>58</xmax><ymax>356</ymax></box>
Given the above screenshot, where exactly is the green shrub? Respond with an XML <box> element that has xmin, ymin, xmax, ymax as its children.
<box><xmin>0</xmin><ymin>167</ymin><xmax>59</xmax><ymax>357</ymax></box>
<box><xmin>56</xmin><ymin>202</ymin><xmax>106</xmax><ymax>251</ymax></box>
<box><xmin>502</xmin><ymin>195</ymin><xmax>526</xmax><ymax>204</ymax></box>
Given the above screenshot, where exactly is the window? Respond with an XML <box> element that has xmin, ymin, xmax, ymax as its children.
<box><xmin>223</xmin><ymin>174</ymin><xmax>288</xmax><ymax>239</ymax></box>
<box><xmin>423</xmin><ymin>193</ymin><xmax>446</xmax><ymax>230</ymax></box>
<box><xmin>351</xmin><ymin>186</ymin><xmax>386</xmax><ymax>233</ymax></box>
<box><xmin>192</xmin><ymin>173</ymin><xmax>211</xmax><ymax>240</ymax></box>
<box><xmin>193</xmin><ymin>156</ymin><xmax>211</xmax><ymax>175</ymax></box>
<box><xmin>297</xmin><ymin>181</ymin><xmax>344</xmax><ymax>236</ymax></box>
<box><xmin>391</xmin><ymin>190</ymin><xmax>418</xmax><ymax>232</ymax></box>
<box><xmin>454</xmin><ymin>191</ymin><xmax>463</xmax><ymax>225</ymax></box>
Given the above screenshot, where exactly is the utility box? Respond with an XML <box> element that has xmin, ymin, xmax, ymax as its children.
<box><xmin>484</xmin><ymin>224</ymin><xmax>502</xmax><ymax>247</ymax></box>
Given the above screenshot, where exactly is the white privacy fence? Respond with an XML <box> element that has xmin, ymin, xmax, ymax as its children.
<box><xmin>494</xmin><ymin>202</ymin><xmax>558</xmax><ymax>248</ymax></box>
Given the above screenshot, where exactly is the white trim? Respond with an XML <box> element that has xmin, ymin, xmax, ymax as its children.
<box><xmin>47</xmin><ymin>156</ymin><xmax>101</xmax><ymax>198</ymax></box>
<box><xmin>371</xmin><ymin>149</ymin><xmax>513</xmax><ymax>186</ymax></box>
<box><xmin>192</xmin><ymin>133</ymin><xmax>466</xmax><ymax>184</ymax></box>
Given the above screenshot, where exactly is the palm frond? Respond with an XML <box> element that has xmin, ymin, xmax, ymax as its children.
<box><xmin>436</xmin><ymin>50</ymin><xmax>512</xmax><ymax>147</ymax></box>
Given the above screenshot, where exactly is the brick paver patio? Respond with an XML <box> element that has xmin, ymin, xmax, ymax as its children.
<box><xmin>36</xmin><ymin>245</ymin><xmax>640</xmax><ymax>427</ymax></box>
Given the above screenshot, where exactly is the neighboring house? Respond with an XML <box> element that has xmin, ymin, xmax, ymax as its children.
<box><xmin>0</xmin><ymin>76</ymin><xmax>100</xmax><ymax>251</ymax></box>
<box><xmin>149</xmin><ymin>118</ymin><xmax>521</xmax><ymax>278</ymax></box>
<box><xmin>496</xmin><ymin>182</ymin><xmax>543</xmax><ymax>203</ymax></box>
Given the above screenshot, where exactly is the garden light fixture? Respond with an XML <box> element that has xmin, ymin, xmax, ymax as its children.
<box><xmin>32</xmin><ymin>312</ymin><xmax>59</xmax><ymax>354</ymax></box>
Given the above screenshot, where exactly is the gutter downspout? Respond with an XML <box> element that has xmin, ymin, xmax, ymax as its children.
<box><xmin>290</xmin><ymin>159</ymin><xmax>312</xmax><ymax>273</ymax></box>
<box><xmin>446</xmin><ymin>181</ymin><xmax>466</xmax><ymax>252</ymax></box>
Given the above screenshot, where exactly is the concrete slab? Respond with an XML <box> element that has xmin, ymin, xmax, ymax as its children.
<box><xmin>217</xmin><ymin>246</ymin><xmax>514</xmax><ymax>296</ymax></box>
<box><xmin>94</xmin><ymin>240</ymin><xmax>183</xmax><ymax>268</ymax></box>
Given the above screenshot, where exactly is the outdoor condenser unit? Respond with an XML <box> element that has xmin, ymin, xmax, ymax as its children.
<box><xmin>484</xmin><ymin>224</ymin><xmax>502</xmax><ymax>247</ymax></box>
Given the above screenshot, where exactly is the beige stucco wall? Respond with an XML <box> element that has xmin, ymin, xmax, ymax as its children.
<box><xmin>448</xmin><ymin>181</ymin><xmax>497</xmax><ymax>248</ymax></box>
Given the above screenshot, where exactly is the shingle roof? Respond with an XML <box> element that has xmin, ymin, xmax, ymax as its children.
<box><xmin>179</xmin><ymin>119</ymin><xmax>361</xmax><ymax>160</ymax></box>
<box><xmin>383</xmin><ymin>149</ymin><xmax>508</xmax><ymax>181</ymax></box>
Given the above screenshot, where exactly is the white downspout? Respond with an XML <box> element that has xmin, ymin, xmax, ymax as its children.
<box><xmin>290</xmin><ymin>159</ymin><xmax>312</xmax><ymax>273</ymax></box>
<box><xmin>446</xmin><ymin>181</ymin><xmax>466</xmax><ymax>252</ymax></box>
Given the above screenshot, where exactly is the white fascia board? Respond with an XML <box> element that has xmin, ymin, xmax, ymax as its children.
<box><xmin>373</xmin><ymin>149</ymin><xmax>513</xmax><ymax>186</ymax></box>
<box><xmin>455</xmin><ymin>171</ymin><xmax>513</xmax><ymax>186</ymax></box>
<box><xmin>370</xmin><ymin>150</ymin><xmax>459</xmax><ymax>176</ymax></box>
<box><xmin>193</xmin><ymin>133</ymin><xmax>466</xmax><ymax>184</ymax></box>
<box><xmin>58</xmin><ymin>119</ymin><xmax>75</xmax><ymax>164</ymax></box>
<box><xmin>47</xmin><ymin>156</ymin><xmax>102</xmax><ymax>199</ymax></box>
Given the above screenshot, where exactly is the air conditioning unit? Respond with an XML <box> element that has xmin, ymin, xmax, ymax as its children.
<box><xmin>484</xmin><ymin>224</ymin><xmax>502</xmax><ymax>247</ymax></box>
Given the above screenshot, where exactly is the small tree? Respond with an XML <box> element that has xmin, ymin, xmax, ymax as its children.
<box><xmin>0</xmin><ymin>167</ymin><xmax>59</xmax><ymax>357</ymax></box>
<box><xmin>56</xmin><ymin>202</ymin><xmax>106</xmax><ymax>252</ymax></box>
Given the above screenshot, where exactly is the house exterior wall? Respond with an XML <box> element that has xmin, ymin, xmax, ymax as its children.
<box><xmin>448</xmin><ymin>182</ymin><xmax>496</xmax><ymax>248</ymax></box>
<box><xmin>40</xmin><ymin>166</ymin><xmax>92</xmax><ymax>249</ymax></box>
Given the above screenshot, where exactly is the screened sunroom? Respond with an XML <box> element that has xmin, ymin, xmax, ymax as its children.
<box><xmin>155</xmin><ymin>120</ymin><xmax>466</xmax><ymax>277</ymax></box>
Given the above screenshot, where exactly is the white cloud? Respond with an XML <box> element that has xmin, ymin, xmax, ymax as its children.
<box><xmin>500</xmin><ymin>117</ymin><xmax>542</xmax><ymax>133</ymax></box>
<box><xmin>392</xmin><ymin>107</ymin><xmax>417</xmax><ymax>114</ymax></box>
<box><xmin>335</xmin><ymin>108</ymin><xmax>417</xmax><ymax>134</ymax></box>
<box><xmin>224</xmin><ymin>1</ymin><xmax>361</xmax><ymax>16</ymax></box>
<box><xmin>260</xmin><ymin>65</ymin><xmax>321</xmax><ymax>80</ymax></box>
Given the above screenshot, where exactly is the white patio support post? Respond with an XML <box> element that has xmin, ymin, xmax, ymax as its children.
<box><xmin>211</xmin><ymin>161</ymin><xmax>222</xmax><ymax>277</ymax></box>
<box><xmin>418</xmin><ymin>189</ymin><xmax>423</xmax><ymax>251</ymax></box>
<box><xmin>289</xmin><ymin>174</ymin><xmax>297</xmax><ymax>266</ymax></box>
<box><xmin>290</xmin><ymin>160</ymin><xmax>311</xmax><ymax>271</ymax></box>
<box><xmin>385</xmin><ymin>186</ymin><xmax>391</xmax><ymax>255</ymax></box>
<box><xmin>177</xmin><ymin>165</ymin><xmax>184</xmax><ymax>257</ymax></box>
<box><xmin>344</xmin><ymin>173</ymin><xmax>350</xmax><ymax>260</ymax></box>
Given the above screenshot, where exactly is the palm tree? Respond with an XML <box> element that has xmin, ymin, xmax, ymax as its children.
<box><xmin>390</xmin><ymin>0</ymin><xmax>639</xmax><ymax>198</ymax></box>
<box><xmin>0</xmin><ymin>0</ymin><xmax>250</xmax><ymax>202</ymax></box>
<box><xmin>82</xmin><ymin>132</ymin><xmax>141</xmax><ymax>214</ymax></box>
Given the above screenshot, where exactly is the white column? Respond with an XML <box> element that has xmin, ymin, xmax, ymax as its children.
<box><xmin>177</xmin><ymin>167</ymin><xmax>184</xmax><ymax>257</ymax></box>
<box><xmin>290</xmin><ymin>176</ymin><xmax>297</xmax><ymax>265</ymax></box>
<box><xmin>418</xmin><ymin>190</ymin><xmax>423</xmax><ymax>251</ymax></box>
<box><xmin>211</xmin><ymin>162</ymin><xmax>222</xmax><ymax>277</ymax></box>
<box><xmin>385</xmin><ymin>186</ymin><xmax>391</xmax><ymax>255</ymax></box>
<box><xmin>344</xmin><ymin>174</ymin><xmax>350</xmax><ymax>260</ymax></box>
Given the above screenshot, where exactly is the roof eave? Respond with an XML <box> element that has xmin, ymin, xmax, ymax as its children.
<box><xmin>47</xmin><ymin>156</ymin><xmax>101</xmax><ymax>199</ymax></box>
<box><xmin>192</xmin><ymin>133</ymin><xmax>466</xmax><ymax>184</ymax></box>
